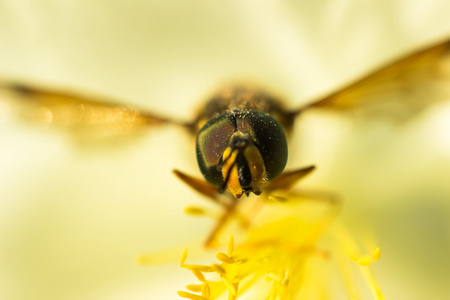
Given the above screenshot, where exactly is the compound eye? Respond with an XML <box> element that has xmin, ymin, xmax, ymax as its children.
<box><xmin>196</xmin><ymin>113</ymin><xmax>235</xmax><ymax>186</ymax></box>
<box><xmin>235</xmin><ymin>110</ymin><xmax>288</xmax><ymax>180</ymax></box>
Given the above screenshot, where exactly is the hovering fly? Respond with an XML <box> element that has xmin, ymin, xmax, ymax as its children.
<box><xmin>1</xmin><ymin>38</ymin><xmax>450</xmax><ymax>246</ymax></box>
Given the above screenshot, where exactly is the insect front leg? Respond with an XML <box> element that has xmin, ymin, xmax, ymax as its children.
<box><xmin>173</xmin><ymin>169</ymin><xmax>240</xmax><ymax>247</ymax></box>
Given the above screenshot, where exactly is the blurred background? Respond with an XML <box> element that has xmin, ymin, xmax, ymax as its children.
<box><xmin>1</xmin><ymin>0</ymin><xmax>450</xmax><ymax>299</ymax></box>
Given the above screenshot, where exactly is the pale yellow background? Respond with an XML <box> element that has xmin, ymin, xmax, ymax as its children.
<box><xmin>1</xmin><ymin>1</ymin><xmax>450</xmax><ymax>299</ymax></box>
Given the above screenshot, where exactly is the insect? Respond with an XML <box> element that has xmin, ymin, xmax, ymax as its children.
<box><xmin>1</xmin><ymin>37</ymin><xmax>450</xmax><ymax>246</ymax></box>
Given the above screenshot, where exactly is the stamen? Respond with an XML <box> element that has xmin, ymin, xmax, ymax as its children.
<box><xmin>180</xmin><ymin>250</ymin><xmax>188</xmax><ymax>267</ymax></box>
<box><xmin>212</xmin><ymin>264</ymin><xmax>226</xmax><ymax>275</ymax></box>
<box><xmin>221</xmin><ymin>275</ymin><xmax>237</xmax><ymax>296</ymax></box>
<box><xmin>372</xmin><ymin>248</ymin><xmax>381</xmax><ymax>261</ymax></box>
<box><xmin>186</xmin><ymin>284</ymin><xmax>202</xmax><ymax>292</ymax></box>
<box><xmin>356</xmin><ymin>256</ymin><xmax>372</xmax><ymax>266</ymax></box>
<box><xmin>201</xmin><ymin>282</ymin><xmax>211</xmax><ymax>298</ymax></box>
<box><xmin>267</xmin><ymin>195</ymin><xmax>288</xmax><ymax>202</ymax></box>
<box><xmin>360</xmin><ymin>266</ymin><xmax>386</xmax><ymax>300</ymax></box>
<box><xmin>227</xmin><ymin>236</ymin><xmax>234</xmax><ymax>257</ymax></box>
<box><xmin>330</xmin><ymin>222</ymin><xmax>385</xmax><ymax>300</ymax></box>
<box><xmin>185</xmin><ymin>207</ymin><xmax>206</xmax><ymax>216</ymax></box>
<box><xmin>192</xmin><ymin>270</ymin><xmax>206</xmax><ymax>282</ymax></box>
<box><xmin>176</xmin><ymin>193</ymin><xmax>385</xmax><ymax>299</ymax></box>
<box><xmin>177</xmin><ymin>291</ymin><xmax>209</xmax><ymax>300</ymax></box>
<box><xmin>184</xmin><ymin>265</ymin><xmax>216</xmax><ymax>273</ymax></box>
<box><xmin>216</xmin><ymin>252</ymin><xmax>235</xmax><ymax>264</ymax></box>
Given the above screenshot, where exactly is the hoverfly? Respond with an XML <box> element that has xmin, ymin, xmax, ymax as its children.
<box><xmin>1</xmin><ymin>37</ymin><xmax>449</xmax><ymax>247</ymax></box>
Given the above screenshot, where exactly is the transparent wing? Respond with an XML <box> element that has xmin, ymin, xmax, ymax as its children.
<box><xmin>303</xmin><ymin>38</ymin><xmax>450</xmax><ymax>119</ymax></box>
<box><xmin>0</xmin><ymin>80</ymin><xmax>189</xmax><ymax>139</ymax></box>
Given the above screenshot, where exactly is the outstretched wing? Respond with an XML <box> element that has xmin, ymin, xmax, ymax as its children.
<box><xmin>0</xmin><ymin>80</ymin><xmax>190</xmax><ymax>139</ymax></box>
<box><xmin>301</xmin><ymin>38</ymin><xmax>450</xmax><ymax>119</ymax></box>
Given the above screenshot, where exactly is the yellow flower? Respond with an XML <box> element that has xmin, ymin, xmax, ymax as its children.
<box><xmin>175</xmin><ymin>192</ymin><xmax>385</xmax><ymax>300</ymax></box>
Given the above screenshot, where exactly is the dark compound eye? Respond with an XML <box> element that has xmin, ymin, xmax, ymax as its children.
<box><xmin>234</xmin><ymin>110</ymin><xmax>288</xmax><ymax>181</ymax></box>
<box><xmin>196</xmin><ymin>110</ymin><xmax>288</xmax><ymax>188</ymax></box>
